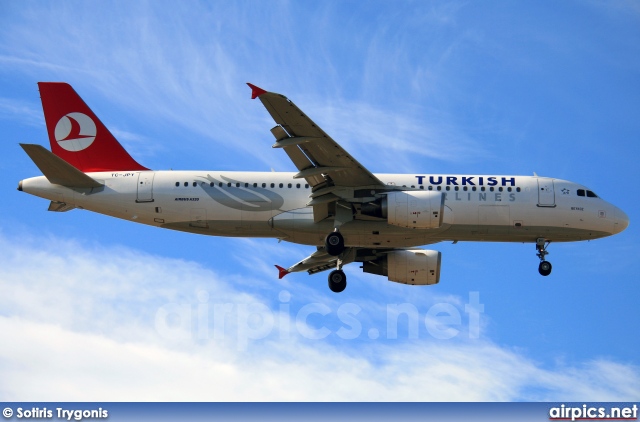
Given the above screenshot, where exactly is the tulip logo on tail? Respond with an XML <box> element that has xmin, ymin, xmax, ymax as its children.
<box><xmin>54</xmin><ymin>112</ymin><xmax>97</xmax><ymax>151</ymax></box>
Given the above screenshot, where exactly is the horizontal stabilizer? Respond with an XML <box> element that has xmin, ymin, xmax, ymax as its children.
<box><xmin>20</xmin><ymin>144</ymin><xmax>103</xmax><ymax>188</ymax></box>
<box><xmin>275</xmin><ymin>265</ymin><xmax>290</xmax><ymax>279</ymax></box>
<box><xmin>48</xmin><ymin>201</ymin><xmax>77</xmax><ymax>212</ymax></box>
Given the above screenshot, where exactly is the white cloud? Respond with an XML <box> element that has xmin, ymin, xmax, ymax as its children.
<box><xmin>303</xmin><ymin>99</ymin><xmax>488</xmax><ymax>173</ymax></box>
<box><xmin>0</xmin><ymin>231</ymin><xmax>637</xmax><ymax>401</ymax></box>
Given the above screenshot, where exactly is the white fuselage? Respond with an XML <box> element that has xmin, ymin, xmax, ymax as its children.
<box><xmin>20</xmin><ymin>171</ymin><xmax>628</xmax><ymax>248</ymax></box>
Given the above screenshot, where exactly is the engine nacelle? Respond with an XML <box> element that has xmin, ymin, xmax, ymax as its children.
<box><xmin>387</xmin><ymin>191</ymin><xmax>444</xmax><ymax>229</ymax></box>
<box><xmin>362</xmin><ymin>249</ymin><xmax>441</xmax><ymax>285</ymax></box>
<box><xmin>361</xmin><ymin>191</ymin><xmax>444</xmax><ymax>229</ymax></box>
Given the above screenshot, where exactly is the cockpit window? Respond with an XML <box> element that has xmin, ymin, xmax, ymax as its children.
<box><xmin>578</xmin><ymin>188</ymin><xmax>598</xmax><ymax>198</ymax></box>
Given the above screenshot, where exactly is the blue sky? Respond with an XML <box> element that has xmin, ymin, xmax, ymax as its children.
<box><xmin>1</xmin><ymin>1</ymin><xmax>639</xmax><ymax>401</ymax></box>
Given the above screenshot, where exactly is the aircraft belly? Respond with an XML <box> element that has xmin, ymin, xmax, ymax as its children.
<box><xmin>161</xmin><ymin>219</ymin><xmax>278</xmax><ymax>237</ymax></box>
<box><xmin>271</xmin><ymin>215</ymin><xmax>452</xmax><ymax>248</ymax></box>
<box><xmin>443</xmin><ymin>224</ymin><xmax>610</xmax><ymax>242</ymax></box>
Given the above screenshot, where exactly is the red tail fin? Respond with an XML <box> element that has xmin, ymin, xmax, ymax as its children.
<box><xmin>38</xmin><ymin>82</ymin><xmax>148</xmax><ymax>172</ymax></box>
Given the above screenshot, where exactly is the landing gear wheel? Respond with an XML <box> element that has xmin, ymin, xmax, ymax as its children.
<box><xmin>538</xmin><ymin>261</ymin><xmax>552</xmax><ymax>276</ymax></box>
<box><xmin>535</xmin><ymin>238</ymin><xmax>552</xmax><ymax>276</ymax></box>
<box><xmin>328</xmin><ymin>270</ymin><xmax>347</xmax><ymax>293</ymax></box>
<box><xmin>325</xmin><ymin>231</ymin><xmax>345</xmax><ymax>256</ymax></box>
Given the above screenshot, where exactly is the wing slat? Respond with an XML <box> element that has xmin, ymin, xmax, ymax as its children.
<box><xmin>251</xmin><ymin>86</ymin><xmax>385</xmax><ymax>189</ymax></box>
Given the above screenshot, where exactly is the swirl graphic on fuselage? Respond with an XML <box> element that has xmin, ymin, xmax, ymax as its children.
<box><xmin>197</xmin><ymin>174</ymin><xmax>285</xmax><ymax>212</ymax></box>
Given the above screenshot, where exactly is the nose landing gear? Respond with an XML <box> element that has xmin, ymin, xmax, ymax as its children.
<box><xmin>536</xmin><ymin>238</ymin><xmax>552</xmax><ymax>276</ymax></box>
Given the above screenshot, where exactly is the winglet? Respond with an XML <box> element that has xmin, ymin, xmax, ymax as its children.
<box><xmin>247</xmin><ymin>83</ymin><xmax>267</xmax><ymax>99</ymax></box>
<box><xmin>275</xmin><ymin>265</ymin><xmax>290</xmax><ymax>279</ymax></box>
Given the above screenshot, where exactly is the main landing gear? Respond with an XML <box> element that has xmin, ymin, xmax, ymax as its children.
<box><xmin>325</xmin><ymin>202</ymin><xmax>353</xmax><ymax>292</ymax></box>
<box><xmin>326</xmin><ymin>230</ymin><xmax>347</xmax><ymax>292</ymax></box>
<box><xmin>325</xmin><ymin>230</ymin><xmax>345</xmax><ymax>256</ymax></box>
<box><xmin>536</xmin><ymin>238</ymin><xmax>552</xmax><ymax>276</ymax></box>
<box><xmin>328</xmin><ymin>268</ymin><xmax>347</xmax><ymax>293</ymax></box>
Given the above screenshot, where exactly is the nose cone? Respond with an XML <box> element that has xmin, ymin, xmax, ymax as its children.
<box><xmin>614</xmin><ymin>207</ymin><xmax>629</xmax><ymax>234</ymax></box>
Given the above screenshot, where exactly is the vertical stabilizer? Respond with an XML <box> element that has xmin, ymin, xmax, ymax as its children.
<box><xmin>38</xmin><ymin>82</ymin><xmax>148</xmax><ymax>172</ymax></box>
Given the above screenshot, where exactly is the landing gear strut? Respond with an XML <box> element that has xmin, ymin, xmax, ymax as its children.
<box><xmin>325</xmin><ymin>201</ymin><xmax>351</xmax><ymax>291</ymax></box>
<box><xmin>536</xmin><ymin>238</ymin><xmax>552</xmax><ymax>276</ymax></box>
<box><xmin>325</xmin><ymin>230</ymin><xmax>345</xmax><ymax>256</ymax></box>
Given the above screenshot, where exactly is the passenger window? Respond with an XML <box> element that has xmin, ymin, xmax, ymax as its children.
<box><xmin>420</xmin><ymin>186</ymin><xmax>424</xmax><ymax>190</ymax></box>
<box><xmin>175</xmin><ymin>182</ymin><xmax>179</xmax><ymax>187</ymax></box>
<box><xmin>253</xmin><ymin>183</ymin><xmax>257</xmax><ymax>187</ymax></box>
<box><xmin>279</xmin><ymin>183</ymin><xmax>283</xmax><ymax>188</ymax></box>
<box><xmin>490</xmin><ymin>187</ymin><xmax>494</xmax><ymax>192</ymax></box>
<box><xmin>507</xmin><ymin>187</ymin><xmax>512</xmax><ymax>192</ymax></box>
<box><xmin>210</xmin><ymin>182</ymin><xmax>214</xmax><ymax>187</ymax></box>
<box><xmin>245</xmin><ymin>183</ymin><xmax>249</xmax><ymax>188</ymax></box>
<box><xmin>227</xmin><ymin>183</ymin><xmax>231</xmax><ymax>187</ymax></box>
<box><xmin>193</xmin><ymin>182</ymin><xmax>197</xmax><ymax>187</ymax></box>
<box><xmin>577</xmin><ymin>189</ymin><xmax>585</xmax><ymax>197</ymax></box>
<box><xmin>454</xmin><ymin>186</ymin><xmax>459</xmax><ymax>191</ymax></box>
<box><xmin>262</xmin><ymin>183</ymin><xmax>266</xmax><ymax>188</ymax></box>
<box><xmin>184</xmin><ymin>182</ymin><xmax>188</xmax><ymax>187</ymax></box>
<box><xmin>446</xmin><ymin>186</ymin><xmax>451</xmax><ymax>191</ymax></box>
<box><xmin>428</xmin><ymin>186</ymin><xmax>433</xmax><ymax>191</ymax></box>
<box><xmin>472</xmin><ymin>187</ymin><xmax>477</xmax><ymax>191</ymax></box>
<box><xmin>411</xmin><ymin>185</ymin><xmax>415</xmax><ymax>188</ymax></box>
<box><xmin>587</xmin><ymin>190</ymin><xmax>598</xmax><ymax>198</ymax></box>
<box><xmin>516</xmin><ymin>187</ymin><xmax>521</xmax><ymax>192</ymax></box>
<box><xmin>296</xmin><ymin>183</ymin><xmax>300</xmax><ymax>188</ymax></box>
<box><xmin>219</xmin><ymin>182</ymin><xmax>223</xmax><ymax>187</ymax></box>
<box><xmin>463</xmin><ymin>186</ymin><xmax>468</xmax><ymax>191</ymax></box>
<box><xmin>236</xmin><ymin>183</ymin><xmax>240</xmax><ymax>187</ymax></box>
<box><xmin>498</xmin><ymin>187</ymin><xmax>503</xmax><ymax>192</ymax></box>
<box><xmin>437</xmin><ymin>186</ymin><xmax>441</xmax><ymax>191</ymax></box>
<box><xmin>305</xmin><ymin>184</ymin><xmax>309</xmax><ymax>189</ymax></box>
<box><xmin>270</xmin><ymin>183</ymin><xmax>275</xmax><ymax>188</ymax></box>
<box><xmin>481</xmin><ymin>187</ymin><xmax>486</xmax><ymax>192</ymax></box>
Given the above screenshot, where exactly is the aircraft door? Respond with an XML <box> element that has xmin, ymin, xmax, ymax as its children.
<box><xmin>136</xmin><ymin>172</ymin><xmax>155</xmax><ymax>203</ymax></box>
<box><xmin>537</xmin><ymin>178</ymin><xmax>555</xmax><ymax>207</ymax></box>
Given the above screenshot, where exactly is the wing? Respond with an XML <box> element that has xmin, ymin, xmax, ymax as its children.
<box><xmin>275</xmin><ymin>247</ymin><xmax>396</xmax><ymax>278</ymax></box>
<box><xmin>276</xmin><ymin>248</ymin><xmax>343</xmax><ymax>278</ymax></box>
<box><xmin>248</xmin><ymin>84</ymin><xmax>385</xmax><ymax>191</ymax></box>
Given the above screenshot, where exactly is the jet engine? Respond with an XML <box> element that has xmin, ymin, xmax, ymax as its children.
<box><xmin>361</xmin><ymin>191</ymin><xmax>444</xmax><ymax>229</ymax></box>
<box><xmin>362</xmin><ymin>249</ymin><xmax>441</xmax><ymax>285</ymax></box>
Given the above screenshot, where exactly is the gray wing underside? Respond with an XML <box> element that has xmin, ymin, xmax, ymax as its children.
<box><xmin>286</xmin><ymin>248</ymin><xmax>342</xmax><ymax>275</ymax></box>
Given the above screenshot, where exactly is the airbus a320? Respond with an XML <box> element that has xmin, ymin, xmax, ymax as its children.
<box><xmin>18</xmin><ymin>83</ymin><xmax>629</xmax><ymax>292</ymax></box>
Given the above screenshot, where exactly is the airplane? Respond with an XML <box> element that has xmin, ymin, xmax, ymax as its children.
<box><xmin>18</xmin><ymin>82</ymin><xmax>629</xmax><ymax>293</ymax></box>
